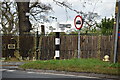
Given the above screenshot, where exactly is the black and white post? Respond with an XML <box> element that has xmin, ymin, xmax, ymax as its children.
<box><xmin>55</xmin><ymin>32</ymin><xmax>60</xmax><ymax>59</ymax></box>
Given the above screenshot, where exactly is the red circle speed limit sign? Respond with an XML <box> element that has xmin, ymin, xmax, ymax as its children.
<box><xmin>74</xmin><ymin>15</ymin><xmax>83</xmax><ymax>30</ymax></box>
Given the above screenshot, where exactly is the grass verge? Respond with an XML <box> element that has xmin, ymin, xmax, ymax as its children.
<box><xmin>20</xmin><ymin>58</ymin><xmax>120</xmax><ymax>75</ymax></box>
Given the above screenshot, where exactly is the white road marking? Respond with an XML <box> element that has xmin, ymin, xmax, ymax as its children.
<box><xmin>0</xmin><ymin>69</ymin><xmax>7</xmax><ymax>71</ymax></box>
<box><xmin>6</xmin><ymin>70</ymin><xmax>16</xmax><ymax>72</ymax></box>
<box><xmin>34</xmin><ymin>72</ymin><xmax>100</xmax><ymax>79</ymax></box>
<box><xmin>27</xmin><ymin>72</ymin><xmax>35</xmax><ymax>74</ymax></box>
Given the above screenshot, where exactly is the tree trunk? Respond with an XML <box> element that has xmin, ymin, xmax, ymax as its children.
<box><xmin>17</xmin><ymin>2</ymin><xmax>33</xmax><ymax>58</ymax></box>
<box><xmin>17</xmin><ymin>2</ymin><xmax>32</xmax><ymax>34</ymax></box>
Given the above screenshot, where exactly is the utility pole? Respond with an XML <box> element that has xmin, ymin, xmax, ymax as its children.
<box><xmin>114</xmin><ymin>0</ymin><xmax>120</xmax><ymax>63</ymax></box>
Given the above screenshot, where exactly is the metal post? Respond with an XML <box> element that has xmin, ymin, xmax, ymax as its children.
<box><xmin>0</xmin><ymin>35</ymin><xmax>2</xmax><ymax>58</ymax></box>
<box><xmin>78</xmin><ymin>30</ymin><xmax>81</xmax><ymax>58</ymax></box>
<box><xmin>114</xmin><ymin>1</ymin><xmax>120</xmax><ymax>63</ymax></box>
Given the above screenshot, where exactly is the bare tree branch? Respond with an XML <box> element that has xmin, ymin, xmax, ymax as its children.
<box><xmin>53</xmin><ymin>0</ymin><xmax>100</xmax><ymax>31</ymax></box>
<box><xmin>29</xmin><ymin>2</ymin><xmax>38</xmax><ymax>10</ymax></box>
<box><xmin>29</xmin><ymin>2</ymin><xmax>52</xmax><ymax>24</ymax></box>
<box><xmin>53</xmin><ymin>0</ymin><xmax>82</xmax><ymax>14</ymax></box>
<box><xmin>1</xmin><ymin>2</ymin><xmax>18</xmax><ymax>34</ymax></box>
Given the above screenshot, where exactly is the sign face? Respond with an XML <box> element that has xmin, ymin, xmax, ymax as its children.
<box><xmin>8</xmin><ymin>44</ymin><xmax>15</xmax><ymax>49</ymax></box>
<box><xmin>59</xmin><ymin>24</ymin><xmax>71</xmax><ymax>28</ymax></box>
<box><xmin>74</xmin><ymin>15</ymin><xmax>83</xmax><ymax>30</ymax></box>
<box><xmin>55</xmin><ymin>38</ymin><xmax>60</xmax><ymax>45</ymax></box>
<box><xmin>55</xmin><ymin>50</ymin><xmax>60</xmax><ymax>57</ymax></box>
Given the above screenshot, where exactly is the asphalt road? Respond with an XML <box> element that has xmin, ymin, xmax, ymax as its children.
<box><xmin>0</xmin><ymin>62</ymin><xmax>116</xmax><ymax>80</ymax></box>
<box><xmin>1</xmin><ymin>68</ymin><xmax>112</xmax><ymax>80</ymax></box>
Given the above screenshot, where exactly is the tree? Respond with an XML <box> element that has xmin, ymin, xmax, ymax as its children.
<box><xmin>0</xmin><ymin>1</ymin><xmax>52</xmax><ymax>35</ymax></box>
<box><xmin>0</xmin><ymin>1</ymin><xmax>52</xmax><ymax>58</ymax></box>
<box><xmin>16</xmin><ymin>1</ymin><xmax>52</xmax><ymax>58</ymax></box>
<box><xmin>17</xmin><ymin>2</ymin><xmax>31</xmax><ymax>34</ymax></box>
<box><xmin>96</xmin><ymin>17</ymin><xmax>114</xmax><ymax>35</ymax></box>
<box><xmin>16</xmin><ymin>1</ymin><xmax>52</xmax><ymax>34</ymax></box>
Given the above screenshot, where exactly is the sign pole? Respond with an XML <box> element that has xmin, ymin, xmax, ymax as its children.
<box><xmin>74</xmin><ymin>15</ymin><xmax>83</xmax><ymax>59</ymax></box>
<box><xmin>78</xmin><ymin>30</ymin><xmax>81</xmax><ymax>58</ymax></box>
<box><xmin>114</xmin><ymin>1</ymin><xmax>120</xmax><ymax>63</ymax></box>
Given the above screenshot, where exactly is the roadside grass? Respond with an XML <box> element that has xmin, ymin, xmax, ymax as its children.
<box><xmin>20</xmin><ymin>58</ymin><xmax>120</xmax><ymax>75</ymax></box>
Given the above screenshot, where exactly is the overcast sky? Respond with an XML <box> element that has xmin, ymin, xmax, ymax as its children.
<box><xmin>0</xmin><ymin>0</ymin><xmax>116</xmax><ymax>34</ymax></box>
<box><xmin>41</xmin><ymin>0</ymin><xmax>116</xmax><ymax>22</ymax></box>
<box><xmin>39</xmin><ymin>0</ymin><xmax>116</xmax><ymax>33</ymax></box>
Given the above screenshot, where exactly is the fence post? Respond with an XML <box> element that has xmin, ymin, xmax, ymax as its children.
<box><xmin>36</xmin><ymin>28</ymin><xmax>39</xmax><ymax>60</ymax></box>
<box><xmin>97</xmin><ymin>35</ymin><xmax>101</xmax><ymax>59</ymax></box>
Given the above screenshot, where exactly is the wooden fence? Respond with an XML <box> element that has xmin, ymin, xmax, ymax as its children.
<box><xmin>1</xmin><ymin>34</ymin><xmax>119</xmax><ymax>62</ymax></box>
<box><xmin>1</xmin><ymin>34</ymin><xmax>35</xmax><ymax>58</ymax></box>
<box><xmin>39</xmin><ymin>35</ymin><xmax>114</xmax><ymax>61</ymax></box>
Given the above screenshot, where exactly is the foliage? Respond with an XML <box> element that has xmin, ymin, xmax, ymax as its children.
<box><xmin>20</xmin><ymin>58</ymin><xmax>120</xmax><ymax>75</ymax></box>
<box><xmin>96</xmin><ymin>17</ymin><xmax>114</xmax><ymax>35</ymax></box>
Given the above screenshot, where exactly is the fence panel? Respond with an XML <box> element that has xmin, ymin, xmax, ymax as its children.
<box><xmin>40</xmin><ymin>36</ymin><xmax>55</xmax><ymax>60</ymax></box>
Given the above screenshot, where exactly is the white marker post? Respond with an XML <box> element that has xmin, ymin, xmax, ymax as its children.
<box><xmin>74</xmin><ymin>15</ymin><xmax>83</xmax><ymax>58</ymax></box>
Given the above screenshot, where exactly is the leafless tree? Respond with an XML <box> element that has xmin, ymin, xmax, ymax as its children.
<box><xmin>0</xmin><ymin>1</ymin><xmax>52</xmax><ymax>58</ymax></box>
<box><xmin>16</xmin><ymin>1</ymin><xmax>52</xmax><ymax>34</ymax></box>
<box><xmin>16</xmin><ymin>1</ymin><xmax>52</xmax><ymax>57</ymax></box>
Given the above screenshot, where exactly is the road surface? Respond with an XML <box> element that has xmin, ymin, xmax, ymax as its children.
<box><xmin>1</xmin><ymin>68</ymin><xmax>113</xmax><ymax>80</ymax></box>
<box><xmin>0</xmin><ymin>62</ymin><xmax>115</xmax><ymax>80</ymax></box>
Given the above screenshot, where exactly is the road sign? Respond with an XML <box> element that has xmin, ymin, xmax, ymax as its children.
<box><xmin>74</xmin><ymin>15</ymin><xmax>83</xmax><ymax>30</ymax></box>
<box><xmin>59</xmin><ymin>24</ymin><xmax>71</xmax><ymax>28</ymax></box>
